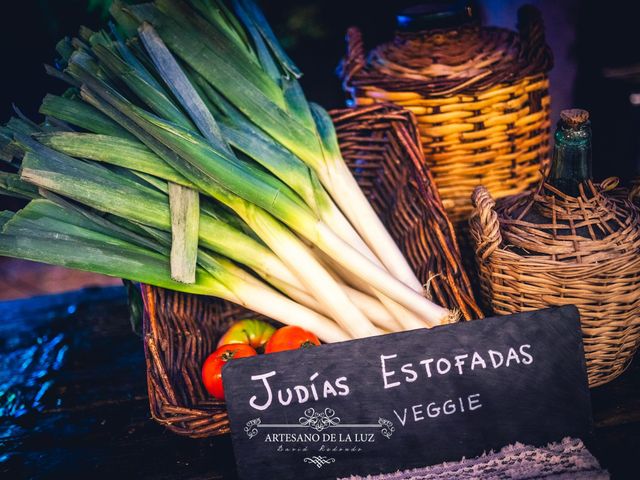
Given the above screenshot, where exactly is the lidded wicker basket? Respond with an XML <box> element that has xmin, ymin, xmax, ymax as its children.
<box><xmin>141</xmin><ymin>104</ymin><xmax>482</xmax><ymax>438</ymax></box>
<box><xmin>470</xmin><ymin>177</ymin><xmax>640</xmax><ymax>387</ymax></box>
<box><xmin>340</xmin><ymin>4</ymin><xmax>553</xmax><ymax>223</ymax></box>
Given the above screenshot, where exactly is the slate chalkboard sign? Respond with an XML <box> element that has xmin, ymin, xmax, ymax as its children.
<box><xmin>223</xmin><ymin>306</ymin><xmax>592</xmax><ymax>480</ymax></box>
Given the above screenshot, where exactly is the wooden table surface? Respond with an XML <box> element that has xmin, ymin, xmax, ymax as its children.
<box><xmin>0</xmin><ymin>287</ymin><xmax>637</xmax><ymax>479</ymax></box>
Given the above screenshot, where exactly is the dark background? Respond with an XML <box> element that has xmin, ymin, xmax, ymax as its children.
<box><xmin>1</xmin><ymin>0</ymin><xmax>640</xmax><ymax>184</ymax></box>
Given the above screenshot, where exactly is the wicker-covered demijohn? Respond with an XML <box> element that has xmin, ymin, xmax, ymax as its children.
<box><xmin>340</xmin><ymin>5</ymin><xmax>553</xmax><ymax>223</ymax></box>
<box><xmin>470</xmin><ymin>178</ymin><xmax>640</xmax><ymax>387</ymax></box>
<box><xmin>141</xmin><ymin>104</ymin><xmax>482</xmax><ymax>438</ymax></box>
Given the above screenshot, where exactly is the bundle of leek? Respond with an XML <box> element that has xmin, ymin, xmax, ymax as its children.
<box><xmin>0</xmin><ymin>0</ymin><xmax>455</xmax><ymax>343</ymax></box>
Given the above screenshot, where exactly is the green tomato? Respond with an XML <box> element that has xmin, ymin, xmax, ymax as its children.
<box><xmin>217</xmin><ymin>319</ymin><xmax>276</xmax><ymax>351</ymax></box>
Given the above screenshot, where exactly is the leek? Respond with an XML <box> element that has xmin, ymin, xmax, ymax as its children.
<box><xmin>70</xmin><ymin>45</ymin><xmax>445</xmax><ymax>326</ymax></box>
<box><xmin>120</xmin><ymin>0</ymin><xmax>424</xmax><ymax>292</ymax></box>
<box><xmin>0</xmin><ymin>0</ymin><xmax>455</xmax><ymax>345</ymax></box>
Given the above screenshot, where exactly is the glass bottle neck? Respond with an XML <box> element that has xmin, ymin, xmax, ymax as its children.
<box><xmin>548</xmin><ymin>118</ymin><xmax>592</xmax><ymax>197</ymax></box>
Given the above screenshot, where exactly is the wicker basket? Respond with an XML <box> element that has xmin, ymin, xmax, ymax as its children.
<box><xmin>470</xmin><ymin>178</ymin><xmax>640</xmax><ymax>387</ymax></box>
<box><xmin>141</xmin><ymin>104</ymin><xmax>482</xmax><ymax>438</ymax></box>
<box><xmin>340</xmin><ymin>6</ymin><xmax>553</xmax><ymax>223</ymax></box>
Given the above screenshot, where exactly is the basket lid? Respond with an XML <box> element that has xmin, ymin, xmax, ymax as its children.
<box><xmin>396</xmin><ymin>2</ymin><xmax>475</xmax><ymax>31</ymax></box>
<box><xmin>493</xmin><ymin>179</ymin><xmax>640</xmax><ymax>263</ymax></box>
<box><xmin>343</xmin><ymin>5</ymin><xmax>553</xmax><ymax>96</ymax></box>
<box><xmin>367</xmin><ymin>24</ymin><xmax>521</xmax><ymax>88</ymax></box>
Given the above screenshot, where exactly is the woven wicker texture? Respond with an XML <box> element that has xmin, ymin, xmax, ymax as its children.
<box><xmin>142</xmin><ymin>104</ymin><xmax>482</xmax><ymax>438</ymax></box>
<box><xmin>470</xmin><ymin>179</ymin><xmax>640</xmax><ymax>387</ymax></box>
<box><xmin>340</xmin><ymin>6</ymin><xmax>553</xmax><ymax>222</ymax></box>
<box><xmin>332</xmin><ymin>105</ymin><xmax>481</xmax><ymax>319</ymax></box>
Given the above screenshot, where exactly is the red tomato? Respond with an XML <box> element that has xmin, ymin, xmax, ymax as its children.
<box><xmin>264</xmin><ymin>326</ymin><xmax>321</xmax><ymax>354</ymax></box>
<box><xmin>202</xmin><ymin>344</ymin><xmax>257</xmax><ymax>399</ymax></box>
<box><xmin>217</xmin><ymin>319</ymin><xmax>276</xmax><ymax>351</ymax></box>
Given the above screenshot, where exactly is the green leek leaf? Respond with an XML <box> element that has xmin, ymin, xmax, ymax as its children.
<box><xmin>39</xmin><ymin>94</ymin><xmax>134</xmax><ymax>139</ymax></box>
<box><xmin>168</xmin><ymin>182</ymin><xmax>199</xmax><ymax>283</ymax></box>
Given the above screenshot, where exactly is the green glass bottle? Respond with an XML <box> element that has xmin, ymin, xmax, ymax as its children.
<box><xmin>548</xmin><ymin>109</ymin><xmax>592</xmax><ymax>197</ymax></box>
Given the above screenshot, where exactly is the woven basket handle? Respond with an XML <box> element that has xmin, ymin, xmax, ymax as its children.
<box><xmin>470</xmin><ymin>186</ymin><xmax>503</xmax><ymax>261</ymax></box>
<box><xmin>631</xmin><ymin>181</ymin><xmax>640</xmax><ymax>204</ymax></box>
<box><xmin>517</xmin><ymin>5</ymin><xmax>553</xmax><ymax>69</ymax></box>
<box><xmin>340</xmin><ymin>26</ymin><xmax>366</xmax><ymax>88</ymax></box>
